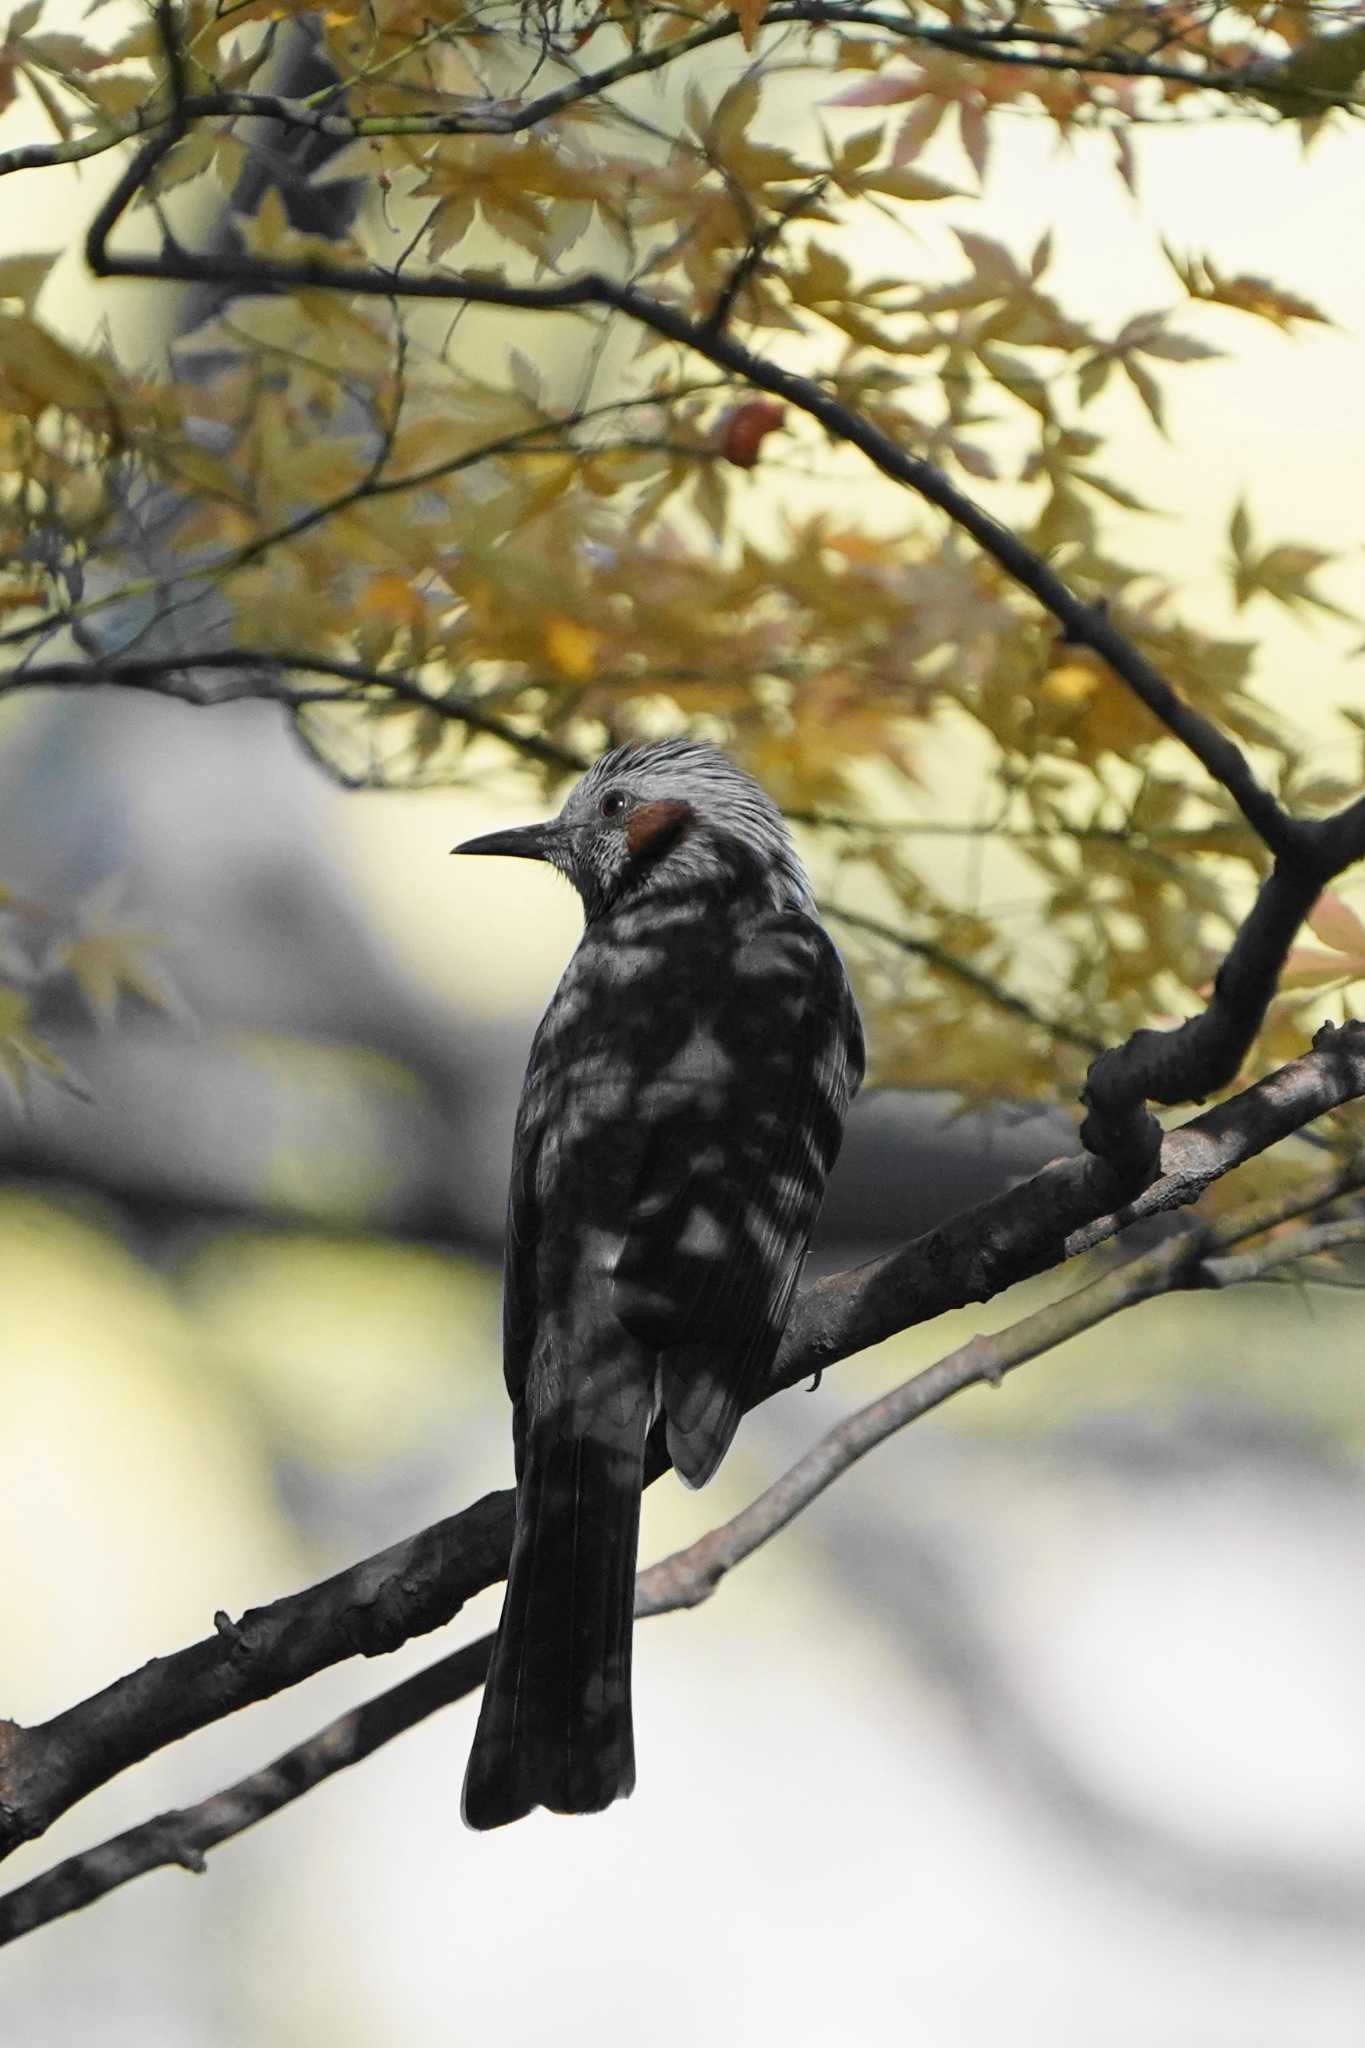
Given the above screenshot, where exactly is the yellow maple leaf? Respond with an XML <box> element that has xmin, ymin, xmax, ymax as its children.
<box><xmin>543</xmin><ymin>617</ymin><xmax>601</xmax><ymax>680</ymax></box>
<box><xmin>732</xmin><ymin>0</ymin><xmax>767</xmax><ymax>53</ymax></box>
<box><xmin>1037</xmin><ymin>649</ymin><xmax>1160</xmax><ymax>760</ymax></box>
<box><xmin>0</xmin><ymin>310</ymin><xmax>114</xmax><ymax>416</ymax></box>
<box><xmin>0</xmin><ymin>985</ymin><xmax>84</xmax><ymax>1106</ymax></box>
<box><xmin>50</xmin><ymin>882</ymin><xmax>179</xmax><ymax>1025</ymax></box>
<box><xmin>1280</xmin><ymin>893</ymin><xmax>1365</xmax><ymax>989</ymax></box>
<box><xmin>359</xmin><ymin>571</ymin><xmax>427</xmax><ymax>629</ymax></box>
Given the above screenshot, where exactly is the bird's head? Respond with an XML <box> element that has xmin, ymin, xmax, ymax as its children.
<box><xmin>452</xmin><ymin>738</ymin><xmax>813</xmax><ymax>921</ymax></box>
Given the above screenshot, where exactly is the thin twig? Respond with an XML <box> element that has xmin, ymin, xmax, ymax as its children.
<box><xmin>0</xmin><ymin>1638</ymin><xmax>494</xmax><ymax>1944</ymax></box>
<box><xmin>0</xmin><ymin>652</ymin><xmax>588</xmax><ymax>772</ymax></box>
<box><xmin>81</xmin><ymin>119</ymin><xmax>1302</xmax><ymax>866</ymax></box>
<box><xmin>0</xmin><ymin>3</ymin><xmax>1286</xmax><ymax>185</ymax></box>
<box><xmin>9</xmin><ymin>1167</ymin><xmax>1358</xmax><ymax>1943</ymax></box>
<box><xmin>3</xmin><ymin>1018</ymin><xmax>1364</xmax><ymax>1878</ymax></box>
<box><xmin>1201</xmin><ymin>1216</ymin><xmax>1365</xmax><ymax>1288</ymax></box>
<box><xmin>825</xmin><ymin>901</ymin><xmax>1105</xmax><ymax>1055</ymax></box>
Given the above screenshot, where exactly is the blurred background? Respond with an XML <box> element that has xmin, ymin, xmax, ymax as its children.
<box><xmin>5</xmin><ymin>9</ymin><xmax>1365</xmax><ymax>2044</ymax></box>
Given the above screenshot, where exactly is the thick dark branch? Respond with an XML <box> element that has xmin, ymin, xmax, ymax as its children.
<box><xmin>0</xmin><ymin>1637</ymin><xmax>494</xmax><ymax>1946</ymax></box>
<box><xmin>5</xmin><ymin>1166</ymin><xmax>1349</xmax><ymax>1946</ymax></box>
<box><xmin>4</xmin><ymin>1020</ymin><xmax>1363</xmax><ymax>1870</ymax></box>
<box><xmin>777</xmin><ymin>1019</ymin><xmax>1365</xmax><ymax>1387</ymax></box>
<box><xmin>0</xmin><ymin>1495</ymin><xmax>514</xmax><ymax>1860</ymax></box>
<box><xmin>1078</xmin><ymin>850</ymin><xmax>1350</xmax><ymax>1187</ymax></box>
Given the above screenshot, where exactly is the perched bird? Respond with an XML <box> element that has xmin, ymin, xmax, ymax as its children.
<box><xmin>453</xmin><ymin>738</ymin><xmax>864</xmax><ymax>1829</ymax></box>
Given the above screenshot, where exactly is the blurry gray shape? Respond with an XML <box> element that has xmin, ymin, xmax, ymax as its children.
<box><xmin>1053</xmin><ymin>1399</ymin><xmax>1365</xmax><ymax>1490</ymax></box>
<box><xmin>0</xmin><ymin>669</ymin><xmax>1089</xmax><ymax>1252</ymax></box>
<box><xmin>0</xmin><ymin>687</ymin><xmax>499</xmax><ymax>1244</ymax></box>
<box><xmin>748</xmin><ymin>1389</ymin><xmax>1365</xmax><ymax>1926</ymax></box>
<box><xmin>814</xmin><ymin>1088</ymin><xmax>1077</xmax><ymax>1252</ymax></box>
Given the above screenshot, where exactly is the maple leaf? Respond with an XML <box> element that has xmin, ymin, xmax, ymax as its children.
<box><xmin>825</xmin><ymin>68</ymin><xmax>925</xmax><ymax>110</ymax></box>
<box><xmin>1164</xmin><ymin>246</ymin><xmax>1330</xmax><ymax>330</ymax></box>
<box><xmin>0</xmin><ymin>311</ymin><xmax>116</xmax><ymax>416</ymax></box>
<box><xmin>732</xmin><ymin>0</ymin><xmax>766</xmax><ymax>52</ymax></box>
<box><xmin>1243</xmin><ymin>18</ymin><xmax>1365</xmax><ymax>127</ymax></box>
<box><xmin>1227</xmin><ymin>501</ymin><xmax>1357</xmax><ymax>621</ymax></box>
<box><xmin>0</xmin><ymin>984</ymin><xmax>86</xmax><ymax>1107</ymax></box>
<box><xmin>0</xmin><ymin>250</ymin><xmax>56</xmax><ymax>312</ymax></box>
<box><xmin>543</xmin><ymin>616</ymin><xmax>601</xmax><ymax>679</ymax></box>
<box><xmin>49</xmin><ymin>881</ymin><xmax>179</xmax><ymax>1025</ymax></box>
<box><xmin>1280</xmin><ymin>894</ymin><xmax>1365</xmax><ymax>990</ymax></box>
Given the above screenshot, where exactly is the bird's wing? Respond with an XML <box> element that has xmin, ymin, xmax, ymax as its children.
<box><xmin>612</xmin><ymin>908</ymin><xmax>864</xmax><ymax>1487</ymax></box>
<box><xmin>501</xmin><ymin>942</ymin><xmax>658</xmax><ymax>1477</ymax></box>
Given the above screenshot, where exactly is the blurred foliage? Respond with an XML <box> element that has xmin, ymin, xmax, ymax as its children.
<box><xmin>0</xmin><ymin>872</ymin><xmax>176</xmax><ymax>1103</ymax></box>
<box><xmin>0</xmin><ymin>1188</ymin><xmax>504</xmax><ymax>1630</ymax></box>
<box><xmin>0</xmin><ymin>0</ymin><xmax>1363</xmax><ymax>1139</ymax></box>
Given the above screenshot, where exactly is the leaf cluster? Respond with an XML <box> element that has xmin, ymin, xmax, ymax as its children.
<box><xmin>0</xmin><ymin>0</ymin><xmax>1362</xmax><ymax>1125</ymax></box>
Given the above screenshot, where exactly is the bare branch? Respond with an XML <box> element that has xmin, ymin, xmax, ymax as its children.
<box><xmin>0</xmin><ymin>1492</ymin><xmax>515</xmax><ymax>1862</ymax></box>
<box><xmin>3</xmin><ymin>1018</ymin><xmax>1364</xmax><ymax>1875</ymax></box>
<box><xmin>1201</xmin><ymin>1216</ymin><xmax>1365</xmax><ymax>1288</ymax></box>
<box><xmin>0</xmin><ymin>1637</ymin><xmax>493</xmax><ymax>1946</ymax></box>
<box><xmin>8</xmin><ymin>1155</ymin><xmax>1358</xmax><ymax>1945</ymax></box>
<box><xmin>774</xmin><ymin>1019</ymin><xmax>1365</xmax><ymax>1389</ymax></box>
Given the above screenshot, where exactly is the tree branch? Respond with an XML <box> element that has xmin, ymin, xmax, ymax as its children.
<box><xmin>0</xmin><ymin>652</ymin><xmax>587</xmax><ymax>773</ymax></box>
<box><xmin>1200</xmin><ymin>1215</ymin><xmax>1365</xmax><ymax>1288</ymax></box>
<box><xmin>4</xmin><ymin>1019</ymin><xmax>1364</xmax><ymax>1877</ymax></box>
<box><xmin>80</xmin><ymin>116</ymin><xmax>1300</xmax><ymax>862</ymax></box>
<box><xmin>777</xmin><ymin>1019</ymin><xmax>1365</xmax><ymax>1389</ymax></box>
<box><xmin>0</xmin><ymin>2</ymin><xmax>1278</xmax><ymax>187</ymax></box>
<box><xmin>826</xmin><ymin>902</ymin><xmax>1106</xmax><ymax>1056</ymax></box>
<box><xmin>1077</xmin><ymin>849</ymin><xmax>1351</xmax><ymax>1189</ymax></box>
<box><xmin>0</xmin><ymin>1637</ymin><xmax>494</xmax><ymax>1946</ymax></box>
<box><xmin>4</xmin><ymin>1159</ymin><xmax>1353</xmax><ymax>1945</ymax></box>
<box><xmin>75</xmin><ymin>91</ymin><xmax>1365</xmax><ymax>1205</ymax></box>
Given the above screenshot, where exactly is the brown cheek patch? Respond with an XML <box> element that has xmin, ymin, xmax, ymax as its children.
<box><xmin>625</xmin><ymin>798</ymin><xmax>694</xmax><ymax>857</ymax></box>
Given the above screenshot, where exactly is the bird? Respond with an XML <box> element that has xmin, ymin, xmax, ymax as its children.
<box><xmin>452</xmin><ymin>737</ymin><xmax>864</xmax><ymax>1829</ymax></box>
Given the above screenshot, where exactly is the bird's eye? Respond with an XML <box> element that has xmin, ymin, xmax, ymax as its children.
<box><xmin>599</xmin><ymin>790</ymin><xmax>629</xmax><ymax>819</ymax></box>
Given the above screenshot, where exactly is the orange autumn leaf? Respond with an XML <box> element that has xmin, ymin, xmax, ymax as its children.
<box><xmin>543</xmin><ymin>616</ymin><xmax>601</xmax><ymax>680</ymax></box>
<box><xmin>360</xmin><ymin>572</ymin><xmax>426</xmax><ymax>627</ymax></box>
<box><xmin>732</xmin><ymin>0</ymin><xmax>767</xmax><ymax>51</ymax></box>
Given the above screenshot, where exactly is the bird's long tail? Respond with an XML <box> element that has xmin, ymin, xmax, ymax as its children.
<box><xmin>462</xmin><ymin>1393</ymin><xmax>651</xmax><ymax>1831</ymax></box>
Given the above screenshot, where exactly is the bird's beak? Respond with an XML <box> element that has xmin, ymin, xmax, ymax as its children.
<box><xmin>450</xmin><ymin>821</ymin><xmax>558</xmax><ymax>862</ymax></box>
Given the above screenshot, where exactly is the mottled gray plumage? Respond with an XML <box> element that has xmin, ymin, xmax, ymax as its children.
<box><xmin>454</xmin><ymin>739</ymin><xmax>863</xmax><ymax>1829</ymax></box>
